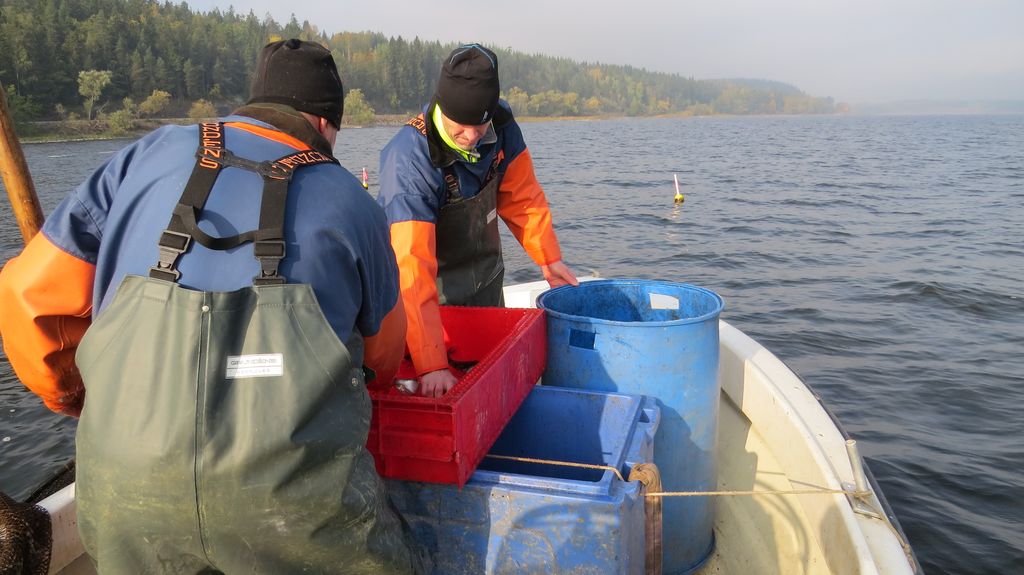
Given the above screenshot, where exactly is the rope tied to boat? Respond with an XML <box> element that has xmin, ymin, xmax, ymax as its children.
<box><xmin>483</xmin><ymin>454</ymin><xmax>872</xmax><ymax>498</ymax></box>
<box><xmin>483</xmin><ymin>453</ymin><xmax>917</xmax><ymax>572</ymax></box>
<box><xmin>628</xmin><ymin>463</ymin><xmax>663</xmax><ymax>575</ymax></box>
<box><xmin>644</xmin><ymin>487</ymin><xmax>872</xmax><ymax>498</ymax></box>
<box><xmin>484</xmin><ymin>454</ymin><xmax>626</xmax><ymax>482</ymax></box>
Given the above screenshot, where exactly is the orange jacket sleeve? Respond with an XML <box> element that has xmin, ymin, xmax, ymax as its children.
<box><xmin>362</xmin><ymin>298</ymin><xmax>406</xmax><ymax>386</ymax></box>
<box><xmin>0</xmin><ymin>234</ymin><xmax>95</xmax><ymax>416</ymax></box>
<box><xmin>496</xmin><ymin>148</ymin><xmax>563</xmax><ymax>266</ymax></box>
<box><xmin>388</xmin><ymin>219</ymin><xmax>449</xmax><ymax>376</ymax></box>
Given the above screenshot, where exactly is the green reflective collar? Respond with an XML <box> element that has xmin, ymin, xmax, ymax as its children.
<box><xmin>433</xmin><ymin>104</ymin><xmax>495</xmax><ymax>163</ymax></box>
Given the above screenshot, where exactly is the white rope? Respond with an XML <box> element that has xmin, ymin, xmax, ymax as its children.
<box><xmin>484</xmin><ymin>454</ymin><xmax>870</xmax><ymax>498</ymax></box>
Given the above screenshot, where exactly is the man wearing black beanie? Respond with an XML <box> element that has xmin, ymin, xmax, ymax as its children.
<box><xmin>0</xmin><ymin>38</ymin><xmax>424</xmax><ymax>573</ymax></box>
<box><xmin>246</xmin><ymin>38</ymin><xmax>345</xmax><ymax>128</ymax></box>
<box><xmin>377</xmin><ymin>43</ymin><xmax>579</xmax><ymax>398</ymax></box>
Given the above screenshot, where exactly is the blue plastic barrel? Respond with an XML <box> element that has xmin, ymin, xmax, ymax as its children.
<box><xmin>537</xmin><ymin>279</ymin><xmax>724</xmax><ymax>575</ymax></box>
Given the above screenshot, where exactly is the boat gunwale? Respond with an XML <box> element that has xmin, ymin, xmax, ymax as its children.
<box><xmin>718</xmin><ymin>319</ymin><xmax>921</xmax><ymax>575</ymax></box>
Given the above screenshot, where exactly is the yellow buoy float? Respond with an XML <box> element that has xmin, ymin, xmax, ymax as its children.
<box><xmin>673</xmin><ymin>173</ymin><xmax>685</xmax><ymax>204</ymax></box>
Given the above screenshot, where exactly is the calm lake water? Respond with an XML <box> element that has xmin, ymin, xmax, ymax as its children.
<box><xmin>2</xmin><ymin>114</ymin><xmax>1023</xmax><ymax>574</ymax></box>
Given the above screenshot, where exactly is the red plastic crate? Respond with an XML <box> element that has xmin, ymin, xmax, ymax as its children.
<box><xmin>366</xmin><ymin>306</ymin><xmax>546</xmax><ymax>486</ymax></box>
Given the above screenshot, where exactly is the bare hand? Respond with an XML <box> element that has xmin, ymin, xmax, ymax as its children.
<box><xmin>541</xmin><ymin>260</ymin><xmax>579</xmax><ymax>288</ymax></box>
<box><xmin>420</xmin><ymin>368</ymin><xmax>459</xmax><ymax>398</ymax></box>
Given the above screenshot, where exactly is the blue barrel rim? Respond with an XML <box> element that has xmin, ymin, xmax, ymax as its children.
<box><xmin>536</xmin><ymin>279</ymin><xmax>724</xmax><ymax>328</ymax></box>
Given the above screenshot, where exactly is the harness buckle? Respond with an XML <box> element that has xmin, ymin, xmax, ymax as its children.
<box><xmin>148</xmin><ymin>264</ymin><xmax>181</xmax><ymax>282</ymax></box>
<box><xmin>253</xmin><ymin>239</ymin><xmax>287</xmax><ymax>285</ymax></box>
<box><xmin>253</xmin><ymin>270</ymin><xmax>287</xmax><ymax>285</ymax></box>
<box><xmin>262</xmin><ymin>160</ymin><xmax>292</xmax><ymax>180</ymax></box>
<box><xmin>148</xmin><ymin>230</ymin><xmax>193</xmax><ymax>282</ymax></box>
<box><xmin>159</xmin><ymin>229</ymin><xmax>192</xmax><ymax>252</ymax></box>
<box><xmin>253</xmin><ymin>239</ymin><xmax>286</xmax><ymax>258</ymax></box>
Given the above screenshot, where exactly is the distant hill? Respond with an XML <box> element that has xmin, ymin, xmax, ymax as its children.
<box><xmin>848</xmin><ymin>100</ymin><xmax>1024</xmax><ymax>115</ymax></box>
<box><xmin>0</xmin><ymin>0</ymin><xmax>836</xmax><ymax>123</ymax></box>
<box><xmin>716</xmin><ymin>79</ymin><xmax>807</xmax><ymax>97</ymax></box>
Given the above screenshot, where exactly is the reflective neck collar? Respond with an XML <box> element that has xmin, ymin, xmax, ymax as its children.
<box><xmin>432</xmin><ymin>104</ymin><xmax>495</xmax><ymax>163</ymax></box>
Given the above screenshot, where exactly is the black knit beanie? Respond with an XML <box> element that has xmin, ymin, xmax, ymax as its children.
<box><xmin>247</xmin><ymin>39</ymin><xmax>344</xmax><ymax>128</ymax></box>
<box><xmin>435</xmin><ymin>44</ymin><xmax>500</xmax><ymax>125</ymax></box>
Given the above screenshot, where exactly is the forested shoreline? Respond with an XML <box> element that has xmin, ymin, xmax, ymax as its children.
<box><xmin>1</xmin><ymin>0</ymin><xmax>839</xmax><ymax>138</ymax></box>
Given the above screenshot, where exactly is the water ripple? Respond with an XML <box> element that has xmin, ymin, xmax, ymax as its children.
<box><xmin>884</xmin><ymin>280</ymin><xmax>1024</xmax><ymax>318</ymax></box>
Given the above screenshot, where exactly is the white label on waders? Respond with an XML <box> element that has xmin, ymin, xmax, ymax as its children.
<box><xmin>226</xmin><ymin>354</ymin><xmax>284</xmax><ymax>378</ymax></box>
<box><xmin>487</xmin><ymin>208</ymin><xmax>497</xmax><ymax>223</ymax></box>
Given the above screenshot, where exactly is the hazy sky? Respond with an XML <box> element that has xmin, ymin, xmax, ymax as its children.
<box><xmin>187</xmin><ymin>0</ymin><xmax>1023</xmax><ymax>104</ymax></box>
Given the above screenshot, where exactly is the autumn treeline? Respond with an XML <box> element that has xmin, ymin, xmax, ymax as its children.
<box><xmin>0</xmin><ymin>0</ymin><xmax>836</xmax><ymax>125</ymax></box>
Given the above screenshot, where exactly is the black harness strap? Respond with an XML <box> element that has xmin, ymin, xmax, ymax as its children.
<box><xmin>250</xmin><ymin>171</ymin><xmax>291</xmax><ymax>286</ymax></box>
<box><xmin>442</xmin><ymin>169</ymin><xmax>461</xmax><ymax>205</ymax></box>
<box><xmin>148</xmin><ymin>122</ymin><xmax>224</xmax><ymax>282</ymax></box>
<box><xmin>407</xmin><ymin>116</ymin><xmax>462</xmax><ymax>205</ymax></box>
<box><xmin>149</xmin><ymin>122</ymin><xmax>336</xmax><ymax>285</ymax></box>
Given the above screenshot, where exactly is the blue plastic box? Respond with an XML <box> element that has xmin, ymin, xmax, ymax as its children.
<box><xmin>388</xmin><ymin>385</ymin><xmax>660</xmax><ymax>575</ymax></box>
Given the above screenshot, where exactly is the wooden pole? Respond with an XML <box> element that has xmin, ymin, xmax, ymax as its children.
<box><xmin>0</xmin><ymin>80</ymin><xmax>44</xmax><ymax>243</ymax></box>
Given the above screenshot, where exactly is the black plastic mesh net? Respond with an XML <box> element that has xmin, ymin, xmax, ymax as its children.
<box><xmin>0</xmin><ymin>460</ymin><xmax>73</xmax><ymax>575</ymax></box>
